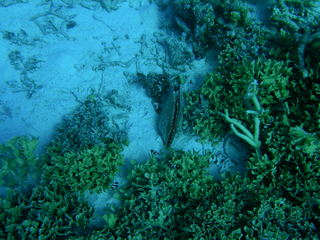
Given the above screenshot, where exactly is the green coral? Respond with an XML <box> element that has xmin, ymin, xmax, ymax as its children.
<box><xmin>0</xmin><ymin>182</ymin><xmax>93</xmax><ymax>239</ymax></box>
<box><xmin>43</xmin><ymin>140</ymin><xmax>123</xmax><ymax>193</ymax></box>
<box><xmin>269</xmin><ymin>0</ymin><xmax>320</xmax><ymax>77</ymax></box>
<box><xmin>113</xmin><ymin>150</ymin><xmax>213</xmax><ymax>239</ymax></box>
<box><xmin>1</xmin><ymin>1</ymin><xmax>320</xmax><ymax>239</ymax></box>
<box><xmin>289</xmin><ymin>126</ymin><xmax>320</xmax><ymax>157</ymax></box>
<box><xmin>0</xmin><ymin>91</ymin><xmax>127</xmax><ymax>238</ymax></box>
<box><xmin>0</xmin><ymin>136</ymin><xmax>39</xmax><ymax>187</ymax></box>
<box><xmin>220</xmin><ymin>81</ymin><xmax>262</xmax><ymax>157</ymax></box>
<box><xmin>185</xmin><ymin>56</ymin><xmax>292</xmax><ymax>142</ymax></box>
<box><xmin>284</xmin><ymin>0</ymin><xmax>320</xmax><ymax>12</ymax></box>
<box><xmin>159</xmin><ymin>0</ymin><xmax>255</xmax><ymax>57</ymax></box>
<box><xmin>245</xmin><ymin>197</ymin><xmax>318</xmax><ymax>239</ymax></box>
<box><xmin>181</xmin><ymin>1</ymin><xmax>320</xmax><ymax>236</ymax></box>
<box><xmin>38</xmin><ymin>93</ymin><xmax>126</xmax><ymax>193</ymax></box>
<box><xmin>108</xmin><ymin>148</ymin><xmax>319</xmax><ymax>239</ymax></box>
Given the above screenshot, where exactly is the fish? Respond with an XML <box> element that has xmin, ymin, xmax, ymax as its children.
<box><xmin>158</xmin><ymin>78</ymin><xmax>184</xmax><ymax>148</ymax></box>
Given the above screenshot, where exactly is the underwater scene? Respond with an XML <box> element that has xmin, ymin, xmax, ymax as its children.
<box><xmin>0</xmin><ymin>0</ymin><xmax>320</xmax><ymax>239</ymax></box>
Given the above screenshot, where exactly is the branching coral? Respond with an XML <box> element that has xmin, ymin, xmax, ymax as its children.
<box><xmin>220</xmin><ymin>81</ymin><xmax>262</xmax><ymax>157</ymax></box>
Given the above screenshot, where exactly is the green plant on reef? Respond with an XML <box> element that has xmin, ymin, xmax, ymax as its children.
<box><xmin>289</xmin><ymin>126</ymin><xmax>320</xmax><ymax>157</ymax></box>
<box><xmin>0</xmin><ymin>182</ymin><xmax>93</xmax><ymax>239</ymax></box>
<box><xmin>112</xmin><ymin>150</ymin><xmax>214</xmax><ymax>239</ymax></box>
<box><xmin>181</xmin><ymin>3</ymin><xmax>320</xmax><ymax>235</ymax></box>
<box><xmin>0</xmin><ymin>91</ymin><xmax>127</xmax><ymax>238</ymax></box>
<box><xmin>93</xmin><ymin>149</ymin><xmax>319</xmax><ymax>239</ymax></box>
<box><xmin>159</xmin><ymin>0</ymin><xmax>255</xmax><ymax>57</ymax></box>
<box><xmin>284</xmin><ymin>0</ymin><xmax>320</xmax><ymax>10</ymax></box>
<box><xmin>269</xmin><ymin>0</ymin><xmax>320</xmax><ymax>77</ymax></box>
<box><xmin>1</xmin><ymin>1</ymin><xmax>320</xmax><ymax>239</ymax></box>
<box><xmin>38</xmin><ymin>92</ymin><xmax>126</xmax><ymax>193</ymax></box>
<box><xmin>43</xmin><ymin>139</ymin><xmax>123</xmax><ymax>193</ymax></box>
<box><xmin>0</xmin><ymin>136</ymin><xmax>39</xmax><ymax>187</ymax></box>
<box><xmin>184</xmin><ymin>56</ymin><xmax>292</xmax><ymax>142</ymax></box>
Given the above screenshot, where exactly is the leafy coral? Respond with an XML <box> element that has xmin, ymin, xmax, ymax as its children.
<box><xmin>0</xmin><ymin>136</ymin><xmax>39</xmax><ymax>187</ymax></box>
<box><xmin>158</xmin><ymin>0</ymin><xmax>255</xmax><ymax>57</ymax></box>
<box><xmin>40</xmin><ymin>93</ymin><xmax>125</xmax><ymax>193</ymax></box>
<box><xmin>180</xmin><ymin>1</ymin><xmax>320</xmax><ymax>238</ymax></box>
<box><xmin>0</xmin><ymin>182</ymin><xmax>93</xmax><ymax>239</ymax></box>
<box><xmin>269</xmin><ymin>0</ymin><xmax>320</xmax><ymax>77</ymax></box>
<box><xmin>113</xmin><ymin>150</ymin><xmax>214</xmax><ymax>239</ymax></box>
<box><xmin>0</xmin><ymin>94</ymin><xmax>127</xmax><ymax>238</ymax></box>
<box><xmin>184</xmin><ymin>56</ymin><xmax>293</xmax><ymax>142</ymax></box>
<box><xmin>1</xmin><ymin>0</ymin><xmax>320</xmax><ymax>239</ymax></box>
<box><xmin>101</xmin><ymin>148</ymin><xmax>319</xmax><ymax>239</ymax></box>
<box><xmin>43</xmin><ymin>140</ymin><xmax>123</xmax><ymax>193</ymax></box>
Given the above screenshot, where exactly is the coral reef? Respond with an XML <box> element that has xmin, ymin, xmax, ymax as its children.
<box><xmin>113</xmin><ymin>150</ymin><xmax>213</xmax><ymax>239</ymax></box>
<box><xmin>49</xmin><ymin>92</ymin><xmax>128</xmax><ymax>153</ymax></box>
<box><xmin>220</xmin><ymin>84</ymin><xmax>262</xmax><ymax>157</ymax></box>
<box><xmin>43</xmin><ymin>141</ymin><xmax>123</xmax><ymax>193</ymax></box>
<box><xmin>0</xmin><ymin>93</ymin><xmax>126</xmax><ymax>238</ymax></box>
<box><xmin>0</xmin><ymin>182</ymin><xmax>93</xmax><ymax>239</ymax></box>
<box><xmin>0</xmin><ymin>136</ymin><xmax>39</xmax><ymax>188</ymax></box>
<box><xmin>1</xmin><ymin>0</ymin><xmax>320</xmax><ymax>239</ymax></box>
<box><xmin>157</xmin><ymin>0</ymin><xmax>254</xmax><ymax>57</ymax></box>
<box><xmin>269</xmin><ymin>0</ymin><xmax>320</xmax><ymax>77</ymax></box>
